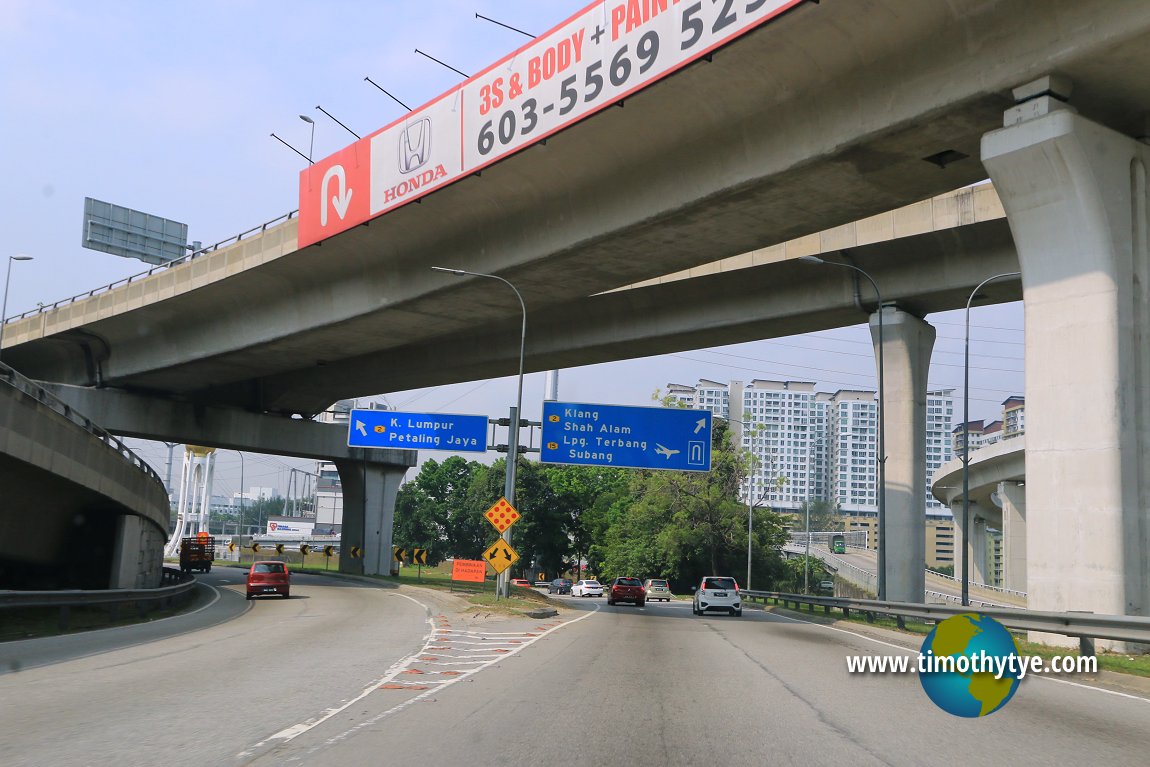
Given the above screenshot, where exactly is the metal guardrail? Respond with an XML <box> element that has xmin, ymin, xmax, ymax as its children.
<box><xmin>742</xmin><ymin>589</ymin><xmax>1150</xmax><ymax>653</ymax></box>
<box><xmin>783</xmin><ymin>542</ymin><xmax>1021</xmax><ymax>602</ymax></box>
<box><xmin>0</xmin><ymin>361</ymin><xmax>165</xmax><ymax>491</ymax></box>
<box><xmin>0</xmin><ymin>568</ymin><xmax>197</xmax><ymax>631</ymax></box>
<box><xmin>2</xmin><ymin>210</ymin><xmax>299</xmax><ymax>326</ymax></box>
<box><xmin>0</xmin><ymin>568</ymin><xmax>194</xmax><ymax>609</ymax></box>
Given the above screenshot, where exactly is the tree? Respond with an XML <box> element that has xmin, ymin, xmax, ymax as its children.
<box><xmin>796</xmin><ymin>498</ymin><xmax>842</xmax><ymax>533</ymax></box>
<box><xmin>596</xmin><ymin>419</ymin><xmax>791</xmax><ymax>590</ymax></box>
<box><xmin>545</xmin><ymin>464</ymin><xmax>629</xmax><ymax>577</ymax></box>
<box><xmin>394</xmin><ymin>456</ymin><xmax>485</xmax><ymax>561</ymax></box>
<box><xmin>779</xmin><ymin>555</ymin><xmax>831</xmax><ymax>593</ymax></box>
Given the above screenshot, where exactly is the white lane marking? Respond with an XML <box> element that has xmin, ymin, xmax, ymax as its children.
<box><xmin>240</xmin><ymin>596</ymin><xmax>598</xmax><ymax>759</ymax></box>
<box><xmin>239</xmin><ymin>592</ymin><xmax>435</xmax><ymax>756</ymax></box>
<box><xmin>1030</xmin><ymin>675</ymin><xmax>1150</xmax><ymax>702</ymax></box>
<box><xmin>767</xmin><ymin>609</ymin><xmax>1150</xmax><ymax>703</ymax></box>
<box><xmin>416</xmin><ymin>653</ymin><xmax>506</xmax><ymax>659</ymax></box>
<box><xmin>432</xmin><ymin>634</ymin><xmax>554</xmax><ymax>639</ymax></box>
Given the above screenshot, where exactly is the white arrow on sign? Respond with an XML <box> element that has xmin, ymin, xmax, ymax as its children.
<box><xmin>320</xmin><ymin>165</ymin><xmax>353</xmax><ymax>226</ymax></box>
<box><xmin>694</xmin><ymin>418</ymin><xmax>706</xmax><ymax>434</ymax></box>
<box><xmin>355</xmin><ymin>421</ymin><xmax>368</xmax><ymax>437</ymax></box>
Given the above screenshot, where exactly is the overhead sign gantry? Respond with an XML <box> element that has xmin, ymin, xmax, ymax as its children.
<box><xmin>298</xmin><ymin>0</ymin><xmax>803</xmax><ymax>247</ymax></box>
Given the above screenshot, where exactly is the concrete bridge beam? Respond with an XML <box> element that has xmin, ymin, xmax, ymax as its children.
<box><xmin>40</xmin><ymin>384</ymin><xmax>417</xmax><ymax>578</ymax></box>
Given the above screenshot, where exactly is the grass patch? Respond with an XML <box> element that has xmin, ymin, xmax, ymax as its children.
<box><xmin>8</xmin><ymin>560</ymin><xmax>555</xmax><ymax>642</ymax></box>
<box><xmin>284</xmin><ymin>559</ymin><xmax>562</xmax><ymax>613</ymax></box>
<box><xmin>1015</xmin><ymin>638</ymin><xmax>1150</xmax><ymax>678</ymax></box>
<box><xmin>766</xmin><ymin>597</ymin><xmax>935</xmax><ymax>635</ymax></box>
<box><xmin>763</xmin><ymin>597</ymin><xmax>1150</xmax><ymax>678</ymax></box>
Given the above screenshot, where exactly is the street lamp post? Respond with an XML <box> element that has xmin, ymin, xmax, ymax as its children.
<box><xmin>431</xmin><ymin>266</ymin><xmax>527</xmax><ymax>599</ymax></box>
<box><xmin>962</xmin><ymin>271</ymin><xmax>1021</xmax><ymax>607</ymax></box>
<box><xmin>803</xmin><ymin>437</ymin><xmax>826</xmax><ymax>595</ymax></box>
<box><xmin>720</xmin><ymin>416</ymin><xmax>761</xmax><ymax>589</ymax></box>
<box><xmin>299</xmin><ymin>115</ymin><xmax>315</xmax><ymax>164</ymax></box>
<box><xmin>0</xmin><ymin>255</ymin><xmax>33</xmax><ymax>364</ymax></box>
<box><xmin>236</xmin><ymin>450</ymin><xmax>246</xmax><ymax>540</ymax></box>
<box><xmin>799</xmin><ymin>255</ymin><xmax>886</xmax><ymax>600</ymax></box>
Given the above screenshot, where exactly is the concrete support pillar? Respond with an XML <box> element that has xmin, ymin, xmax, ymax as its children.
<box><xmin>110</xmin><ymin>514</ymin><xmax>165</xmax><ymax>589</ymax></box>
<box><xmin>952</xmin><ymin>499</ymin><xmax>990</xmax><ymax>589</ymax></box>
<box><xmin>998</xmin><ymin>481</ymin><xmax>1027</xmax><ymax>596</ymax></box>
<box><xmin>983</xmin><ymin>79</ymin><xmax>1150</xmax><ymax>643</ymax></box>
<box><xmin>335</xmin><ymin>460</ymin><xmax>408</xmax><ymax>576</ymax></box>
<box><xmin>110</xmin><ymin>515</ymin><xmax>144</xmax><ymax>589</ymax></box>
<box><xmin>949</xmin><ymin>499</ymin><xmax>966</xmax><ymax>585</ymax></box>
<box><xmin>871</xmin><ymin>307</ymin><xmax>935</xmax><ymax>603</ymax></box>
<box><xmin>971</xmin><ymin>515</ymin><xmax>988</xmax><ymax>586</ymax></box>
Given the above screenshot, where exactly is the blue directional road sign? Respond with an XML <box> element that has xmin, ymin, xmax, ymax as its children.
<box><xmin>347</xmin><ymin>409</ymin><xmax>487</xmax><ymax>453</ymax></box>
<box><xmin>540</xmin><ymin>402</ymin><xmax>711</xmax><ymax>472</ymax></box>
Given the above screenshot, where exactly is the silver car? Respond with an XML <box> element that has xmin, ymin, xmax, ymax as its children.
<box><xmin>643</xmin><ymin>578</ymin><xmax>673</xmax><ymax>602</ymax></box>
<box><xmin>692</xmin><ymin>576</ymin><xmax>742</xmax><ymax>616</ymax></box>
<box><xmin>572</xmin><ymin>579</ymin><xmax>603</xmax><ymax>597</ymax></box>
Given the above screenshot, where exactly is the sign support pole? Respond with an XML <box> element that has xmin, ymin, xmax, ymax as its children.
<box><xmin>500</xmin><ymin>405</ymin><xmax>520</xmax><ymax>599</ymax></box>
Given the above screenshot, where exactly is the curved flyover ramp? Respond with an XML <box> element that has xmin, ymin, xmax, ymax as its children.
<box><xmin>0</xmin><ymin>364</ymin><xmax>169</xmax><ymax>590</ymax></box>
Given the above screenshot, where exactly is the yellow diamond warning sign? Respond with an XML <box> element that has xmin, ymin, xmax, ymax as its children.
<box><xmin>484</xmin><ymin>498</ymin><xmax>521</xmax><ymax>533</ymax></box>
<box><xmin>482</xmin><ymin>538</ymin><xmax>519</xmax><ymax>574</ymax></box>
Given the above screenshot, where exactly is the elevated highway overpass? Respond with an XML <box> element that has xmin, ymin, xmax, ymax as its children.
<box><xmin>2</xmin><ymin>1</ymin><xmax>1150</xmax><ymax>632</ymax></box>
<box><xmin>10</xmin><ymin>0</ymin><xmax>1150</xmax><ymax>413</ymax></box>
<box><xmin>0</xmin><ymin>364</ymin><xmax>169</xmax><ymax>589</ymax></box>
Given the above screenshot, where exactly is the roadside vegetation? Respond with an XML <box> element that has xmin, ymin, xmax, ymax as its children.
<box><xmin>392</xmin><ymin>417</ymin><xmax>802</xmax><ymax>594</ymax></box>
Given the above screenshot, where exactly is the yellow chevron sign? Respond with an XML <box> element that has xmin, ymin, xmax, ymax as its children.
<box><xmin>482</xmin><ymin>539</ymin><xmax>519</xmax><ymax>575</ymax></box>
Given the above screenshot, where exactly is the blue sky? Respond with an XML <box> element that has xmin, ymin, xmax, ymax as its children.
<box><xmin>0</xmin><ymin>1</ymin><xmax>1024</xmax><ymax>497</ymax></box>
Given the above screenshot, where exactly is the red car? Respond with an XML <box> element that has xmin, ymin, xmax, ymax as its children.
<box><xmin>607</xmin><ymin>576</ymin><xmax>646</xmax><ymax>607</ymax></box>
<box><xmin>246</xmin><ymin>561</ymin><xmax>290</xmax><ymax>599</ymax></box>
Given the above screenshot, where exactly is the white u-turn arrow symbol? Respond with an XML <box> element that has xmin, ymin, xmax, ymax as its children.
<box><xmin>320</xmin><ymin>165</ymin><xmax>353</xmax><ymax>226</ymax></box>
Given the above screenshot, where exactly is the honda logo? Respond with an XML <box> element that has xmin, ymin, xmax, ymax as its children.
<box><xmin>399</xmin><ymin>118</ymin><xmax>431</xmax><ymax>174</ymax></box>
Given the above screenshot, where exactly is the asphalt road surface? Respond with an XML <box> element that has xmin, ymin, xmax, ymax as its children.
<box><xmin>3</xmin><ymin>578</ymin><xmax>1149</xmax><ymax>766</ymax></box>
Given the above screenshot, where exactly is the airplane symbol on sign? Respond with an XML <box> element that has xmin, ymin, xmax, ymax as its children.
<box><xmin>655</xmin><ymin>444</ymin><xmax>680</xmax><ymax>459</ymax></box>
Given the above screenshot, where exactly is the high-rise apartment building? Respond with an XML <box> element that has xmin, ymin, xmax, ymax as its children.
<box><xmin>668</xmin><ymin>380</ymin><xmax>954</xmax><ymax>516</ymax></box>
<box><xmin>952</xmin><ymin>396</ymin><xmax>1024</xmax><ymax>458</ymax></box>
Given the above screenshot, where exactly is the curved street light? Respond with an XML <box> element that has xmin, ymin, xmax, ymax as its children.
<box><xmin>431</xmin><ymin>266</ymin><xmax>526</xmax><ymax>599</ymax></box>
<box><xmin>299</xmin><ymin>114</ymin><xmax>315</xmax><ymax>164</ymax></box>
<box><xmin>0</xmin><ymin>254</ymin><xmax>33</xmax><ymax>364</ymax></box>
<box><xmin>798</xmin><ymin>255</ymin><xmax>886</xmax><ymax>600</ymax></box>
<box><xmin>961</xmin><ymin>271</ymin><xmax>1021</xmax><ymax>606</ymax></box>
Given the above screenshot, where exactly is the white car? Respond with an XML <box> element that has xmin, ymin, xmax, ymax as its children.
<box><xmin>692</xmin><ymin>576</ymin><xmax>742</xmax><ymax>616</ymax></box>
<box><xmin>643</xmin><ymin>578</ymin><xmax>673</xmax><ymax>602</ymax></box>
<box><xmin>572</xmin><ymin>579</ymin><xmax>603</xmax><ymax>597</ymax></box>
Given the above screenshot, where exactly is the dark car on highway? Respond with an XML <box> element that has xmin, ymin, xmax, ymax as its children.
<box><xmin>607</xmin><ymin>576</ymin><xmax>646</xmax><ymax>607</ymax></box>
<box><xmin>548</xmin><ymin>578</ymin><xmax>573</xmax><ymax>594</ymax></box>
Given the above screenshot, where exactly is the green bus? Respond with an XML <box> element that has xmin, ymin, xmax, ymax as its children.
<box><xmin>828</xmin><ymin>534</ymin><xmax>846</xmax><ymax>554</ymax></box>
